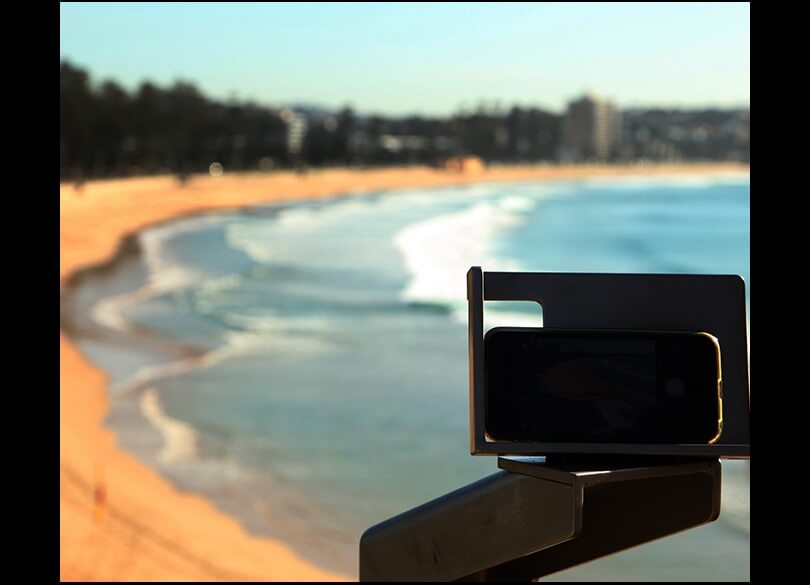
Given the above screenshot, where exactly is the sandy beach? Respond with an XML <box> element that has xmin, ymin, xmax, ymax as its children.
<box><xmin>60</xmin><ymin>163</ymin><xmax>748</xmax><ymax>581</ymax></box>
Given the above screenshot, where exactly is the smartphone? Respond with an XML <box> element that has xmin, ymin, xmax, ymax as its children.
<box><xmin>484</xmin><ymin>328</ymin><xmax>722</xmax><ymax>444</ymax></box>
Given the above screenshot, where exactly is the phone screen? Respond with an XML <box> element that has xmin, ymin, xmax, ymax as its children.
<box><xmin>484</xmin><ymin>329</ymin><xmax>721</xmax><ymax>444</ymax></box>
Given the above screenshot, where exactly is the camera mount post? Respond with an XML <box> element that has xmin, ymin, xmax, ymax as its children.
<box><xmin>359</xmin><ymin>457</ymin><xmax>721</xmax><ymax>581</ymax></box>
<box><xmin>358</xmin><ymin>268</ymin><xmax>748</xmax><ymax>581</ymax></box>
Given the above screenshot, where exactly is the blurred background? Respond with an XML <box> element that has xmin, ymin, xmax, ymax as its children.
<box><xmin>60</xmin><ymin>3</ymin><xmax>749</xmax><ymax>582</ymax></box>
<box><xmin>60</xmin><ymin>2</ymin><xmax>749</xmax><ymax>182</ymax></box>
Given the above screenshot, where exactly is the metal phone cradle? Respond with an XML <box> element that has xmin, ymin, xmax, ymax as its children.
<box><xmin>359</xmin><ymin>268</ymin><xmax>749</xmax><ymax>581</ymax></box>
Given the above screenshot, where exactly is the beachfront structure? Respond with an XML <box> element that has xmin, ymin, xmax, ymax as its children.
<box><xmin>561</xmin><ymin>93</ymin><xmax>622</xmax><ymax>161</ymax></box>
<box><xmin>281</xmin><ymin>109</ymin><xmax>308</xmax><ymax>157</ymax></box>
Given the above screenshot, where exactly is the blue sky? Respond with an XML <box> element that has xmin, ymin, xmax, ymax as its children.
<box><xmin>60</xmin><ymin>2</ymin><xmax>749</xmax><ymax>116</ymax></box>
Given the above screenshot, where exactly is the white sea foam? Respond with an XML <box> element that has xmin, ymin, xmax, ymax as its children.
<box><xmin>139</xmin><ymin>387</ymin><xmax>199</xmax><ymax>464</ymax></box>
<box><xmin>224</xmin><ymin>223</ymin><xmax>276</xmax><ymax>265</ymax></box>
<box><xmin>90</xmin><ymin>214</ymin><xmax>228</xmax><ymax>333</ymax></box>
<box><xmin>111</xmin><ymin>310</ymin><xmax>334</xmax><ymax>397</ymax></box>
<box><xmin>109</xmin><ymin>320</ymin><xmax>333</xmax><ymax>475</ymax></box>
<box><xmin>393</xmin><ymin>199</ymin><xmax>532</xmax><ymax>308</ymax></box>
<box><xmin>217</xmin><ymin>311</ymin><xmax>330</xmax><ymax>334</ymax></box>
<box><xmin>498</xmin><ymin>195</ymin><xmax>537</xmax><ymax>213</ymax></box>
<box><xmin>578</xmin><ymin>172</ymin><xmax>749</xmax><ymax>191</ymax></box>
<box><xmin>200</xmin><ymin>310</ymin><xmax>335</xmax><ymax>365</ymax></box>
<box><xmin>194</xmin><ymin>272</ymin><xmax>245</xmax><ymax>295</ymax></box>
<box><xmin>91</xmin><ymin>286</ymin><xmax>156</xmax><ymax>332</ymax></box>
<box><xmin>111</xmin><ymin>351</ymin><xmax>209</xmax><ymax>395</ymax></box>
<box><xmin>224</xmin><ymin>194</ymin><xmax>419</xmax><ymax>267</ymax></box>
<box><xmin>139</xmin><ymin>216</ymin><xmax>222</xmax><ymax>292</ymax></box>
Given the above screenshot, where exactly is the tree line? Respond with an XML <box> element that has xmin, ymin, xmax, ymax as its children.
<box><xmin>60</xmin><ymin>60</ymin><xmax>748</xmax><ymax>182</ymax></box>
<box><xmin>62</xmin><ymin>61</ymin><xmax>313</xmax><ymax>181</ymax></box>
<box><xmin>60</xmin><ymin>60</ymin><xmax>567</xmax><ymax>181</ymax></box>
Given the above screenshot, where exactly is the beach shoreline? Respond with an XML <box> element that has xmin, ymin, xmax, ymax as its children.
<box><xmin>60</xmin><ymin>163</ymin><xmax>748</xmax><ymax>581</ymax></box>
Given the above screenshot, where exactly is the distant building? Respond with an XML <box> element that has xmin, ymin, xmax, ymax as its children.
<box><xmin>441</xmin><ymin>155</ymin><xmax>485</xmax><ymax>174</ymax></box>
<box><xmin>561</xmin><ymin>93</ymin><xmax>621</xmax><ymax>161</ymax></box>
<box><xmin>281</xmin><ymin>109</ymin><xmax>308</xmax><ymax>158</ymax></box>
<box><xmin>620</xmin><ymin>108</ymin><xmax>749</xmax><ymax>163</ymax></box>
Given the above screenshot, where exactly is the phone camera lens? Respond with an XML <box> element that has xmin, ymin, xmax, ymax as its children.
<box><xmin>664</xmin><ymin>377</ymin><xmax>686</xmax><ymax>399</ymax></box>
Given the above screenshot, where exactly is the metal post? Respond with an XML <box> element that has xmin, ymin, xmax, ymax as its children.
<box><xmin>359</xmin><ymin>458</ymin><xmax>720</xmax><ymax>582</ymax></box>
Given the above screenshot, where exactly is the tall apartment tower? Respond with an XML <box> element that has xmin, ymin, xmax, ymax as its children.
<box><xmin>561</xmin><ymin>93</ymin><xmax>621</xmax><ymax>161</ymax></box>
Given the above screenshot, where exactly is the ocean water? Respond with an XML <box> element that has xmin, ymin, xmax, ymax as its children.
<box><xmin>70</xmin><ymin>173</ymin><xmax>750</xmax><ymax>580</ymax></box>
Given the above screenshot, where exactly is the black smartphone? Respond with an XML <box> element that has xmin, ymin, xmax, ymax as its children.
<box><xmin>484</xmin><ymin>328</ymin><xmax>722</xmax><ymax>444</ymax></box>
